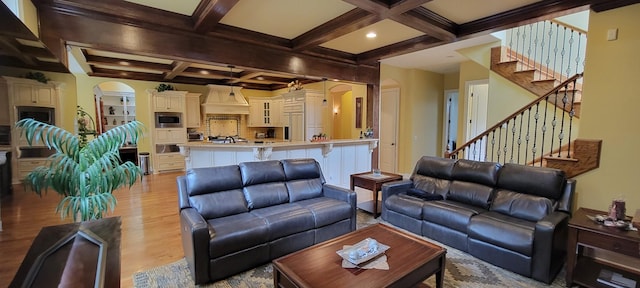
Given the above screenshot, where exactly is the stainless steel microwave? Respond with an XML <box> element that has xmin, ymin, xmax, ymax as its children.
<box><xmin>155</xmin><ymin>112</ymin><xmax>183</xmax><ymax>128</ymax></box>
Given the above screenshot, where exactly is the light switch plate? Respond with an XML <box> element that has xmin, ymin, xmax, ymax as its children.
<box><xmin>607</xmin><ymin>28</ymin><xmax>618</xmax><ymax>41</ymax></box>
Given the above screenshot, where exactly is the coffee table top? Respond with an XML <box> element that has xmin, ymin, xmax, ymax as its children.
<box><xmin>273</xmin><ymin>223</ymin><xmax>445</xmax><ymax>287</ymax></box>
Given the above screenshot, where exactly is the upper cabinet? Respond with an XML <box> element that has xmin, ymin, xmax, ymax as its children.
<box><xmin>154</xmin><ymin>91</ymin><xmax>185</xmax><ymax>112</ymax></box>
<box><xmin>13</xmin><ymin>84</ymin><xmax>56</xmax><ymax>107</ymax></box>
<box><xmin>248</xmin><ymin>97</ymin><xmax>283</xmax><ymax>127</ymax></box>
<box><xmin>281</xmin><ymin>89</ymin><xmax>324</xmax><ymax>140</ymax></box>
<box><xmin>185</xmin><ymin>93</ymin><xmax>201</xmax><ymax>128</ymax></box>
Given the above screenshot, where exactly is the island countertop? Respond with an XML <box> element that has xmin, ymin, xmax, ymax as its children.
<box><xmin>178</xmin><ymin>138</ymin><xmax>378</xmax><ymax>149</ymax></box>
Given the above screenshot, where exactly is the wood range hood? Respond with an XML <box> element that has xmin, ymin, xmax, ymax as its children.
<box><xmin>201</xmin><ymin>84</ymin><xmax>249</xmax><ymax>115</ymax></box>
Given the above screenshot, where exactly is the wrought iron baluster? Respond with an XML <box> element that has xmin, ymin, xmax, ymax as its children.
<box><xmin>525</xmin><ymin>107</ymin><xmax>533</xmax><ymax>164</ymax></box>
<box><xmin>560</xmin><ymin>26</ymin><xmax>567</xmax><ymax>82</ymax></box>
<box><xmin>565</xmin><ymin>29</ymin><xmax>574</xmax><ymax>80</ymax></box>
<box><xmin>496</xmin><ymin>126</ymin><xmax>502</xmax><ymax>163</ymax></box>
<box><xmin>553</xmin><ymin>23</ymin><xmax>560</xmax><ymax>84</ymax></box>
<box><xmin>557</xmin><ymin>86</ymin><xmax>569</xmax><ymax>157</ymax></box>
<box><xmin>503</xmin><ymin>121</ymin><xmax>509</xmax><ymax>163</ymax></box>
<box><xmin>546</xmin><ymin>21</ymin><xmax>553</xmax><ymax>78</ymax></box>
<box><xmin>533</xmin><ymin>22</ymin><xmax>540</xmax><ymax>80</ymax></box>
<box><xmin>567</xmin><ymin>77</ymin><xmax>578</xmax><ymax>158</ymax></box>
<box><xmin>540</xmin><ymin>98</ymin><xmax>550</xmax><ymax>167</ymax></box>
<box><xmin>517</xmin><ymin>112</ymin><xmax>524</xmax><ymax>164</ymax></box>
<box><xmin>527</xmin><ymin>24</ymin><xmax>533</xmax><ymax>69</ymax></box>
<box><xmin>510</xmin><ymin>118</ymin><xmax>517</xmax><ymax>163</ymax></box>
<box><xmin>490</xmin><ymin>130</ymin><xmax>496</xmax><ymax>162</ymax></box>
<box><xmin>549</xmin><ymin>91</ymin><xmax>559</xmax><ymax>159</ymax></box>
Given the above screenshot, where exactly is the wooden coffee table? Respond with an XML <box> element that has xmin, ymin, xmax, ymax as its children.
<box><xmin>273</xmin><ymin>224</ymin><xmax>446</xmax><ymax>288</ymax></box>
<box><xmin>351</xmin><ymin>171</ymin><xmax>403</xmax><ymax>218</ymax></box>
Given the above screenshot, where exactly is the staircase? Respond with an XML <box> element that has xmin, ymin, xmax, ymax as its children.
<box><xmin>448</xmin><ymin>20</ymin><xmax>601</xmax><ymax>178</ymax></box>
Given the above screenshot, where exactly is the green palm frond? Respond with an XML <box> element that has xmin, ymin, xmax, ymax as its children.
<box><xmin>16</xmin><ymin>118</ymin><xmax>145</xmax><ymax>221</ymax></box>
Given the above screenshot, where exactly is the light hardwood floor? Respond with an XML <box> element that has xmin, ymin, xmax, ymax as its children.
<box><xmin>0</xmin><ymin>171</ymin><xmax>185</xmax><ymax>287</ymax></box>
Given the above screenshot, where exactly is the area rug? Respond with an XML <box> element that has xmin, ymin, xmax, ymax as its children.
<box><xmin>133</xmin><ymin>210</ymin><xmax>566</xmax><ymax>288</ymax></box>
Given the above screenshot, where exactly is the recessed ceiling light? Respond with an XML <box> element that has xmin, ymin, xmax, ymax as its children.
<box><xmin>256</xmin><ymin>76</ymin><xmax>264</xmax><ymax>80</ymax></box>
<box><xmin>119</xmin><ymin>61</ymin><xmax>130</xmax><ymax>66</ymax></box>
<box><xmin>366</xmin><ymin>32</ymin><xmax>377</xmax><ymax>39</ymax></box>
<box><xmin>199</xmin><ymin>70</ymin><xmax>210</xmax><ymax>75</ymax></box>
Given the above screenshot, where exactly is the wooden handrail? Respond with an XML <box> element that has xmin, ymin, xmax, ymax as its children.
<box><xmin>447</xmin><ymin>73</ymin><xmax>583</xmax><ymax>158</ymax></box>
<box><xmin>550</xmin><ymin>19</ymin><xmax>588</xmax><ymax>36</ymax></box>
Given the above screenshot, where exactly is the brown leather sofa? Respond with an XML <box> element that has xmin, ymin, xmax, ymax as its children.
<box><xmin>177</xmin><ymin>158</ymin><xmax>356</xmax><ymax>284</ymax></box>
<box><xmin>381</xmin><ymin>156</ymin><xmax>575</xmax><ymax>284</ymax></box>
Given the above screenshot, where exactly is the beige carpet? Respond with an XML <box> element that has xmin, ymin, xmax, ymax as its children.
<box><xmin>133</xmin><ymin>210</ymin><xmax>566</xmax><ymax>288</ymax></box>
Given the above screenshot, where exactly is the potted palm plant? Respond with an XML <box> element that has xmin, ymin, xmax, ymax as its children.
<box><xmin>16</xmin><ymin>116</ymin><xmax>145</xmax><ymax>221</ymax></box>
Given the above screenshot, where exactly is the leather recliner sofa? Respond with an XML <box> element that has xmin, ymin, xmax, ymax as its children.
<box><xmin>177</xmin><ymin>158</ymin><xmax>357</xmax><ymax>284</ymax></box>
<box><xmin>381</xmin><ymin>156</ymin><xmax>575</xmax><ymax>284</ymax></box>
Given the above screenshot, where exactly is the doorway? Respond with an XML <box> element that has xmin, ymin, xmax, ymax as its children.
<box><xmin>464</xmin><ymin>80</ymin><xmax>489</xmax><ymax>160</ymax></box>
<box><xmin>379</xmin><ymin>87</ymin><xmax>399</xmax><ymax>173</ymax></box>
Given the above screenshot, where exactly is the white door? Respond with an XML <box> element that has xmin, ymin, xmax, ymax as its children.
<box><xmin>443</xmin><ymin>90</ymin><xmax>458</xmax><ymax>156</ymax></box>
<box><xmin>465</xmin><ymin>81</ymin><xmax>489</xmax><ymax>161</ymax></box>
<box><xmin>379</xmin><ymin>88</ymin><xmax>399</xmax><ymax>173</ymax></box>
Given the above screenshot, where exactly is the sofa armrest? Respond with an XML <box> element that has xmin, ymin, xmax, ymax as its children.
<box><xmin>532</xmin><ymin>211</ymin><xmax>570</xmax><ymax>283</ymax></box>
<box><xmin>381</xmin><ymin>180</ymin><xmax>413</xmax><ymax>201</ymax></box>
<box><xmin>323</xmin><ymin>184</ymin><xmax>357</xmax><ymax>231</ymax></box>
<box><xmin>177</xmin><ymin>175</ymin><xmax>191</xmax><ymax>210</ymax></box>
<box><xmin>180</xmin><ymin>208</ymin><xmax>211</xmax><ymax>284</ymax></box>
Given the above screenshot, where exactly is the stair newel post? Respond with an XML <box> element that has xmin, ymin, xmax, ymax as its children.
<box><xmin>566</xmin><ymin>76</ymin><xmax>579</xmax><ymax>158</ymax></box>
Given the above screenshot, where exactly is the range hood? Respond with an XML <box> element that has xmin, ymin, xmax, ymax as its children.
<box><xmin>202</xmin><ymin>84</ymin><xmax>249</xmax><ymax>114</ymax></box>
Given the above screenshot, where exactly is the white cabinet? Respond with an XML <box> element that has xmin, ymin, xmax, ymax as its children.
<box><xmin>282</xmin><ymin>89</ymin><xmax>324</xmax><ymax>141</ymax></box>
<box><xmin>155</xmin><ymin>128</ymin><xmax>186</xmax><ymax>144</ymax></box>
<box><xmin>156</xmin><ymin>154</ymin><xmax>185</xmax><ymax>171</ymax></box>
<box><xmin>13</xmin><ymin>83</ymin><xmax>56</xmax><ymax>107</ymax></box>
<box><xmin>154</xmin><ymin>91</ymin><xmax>184</xmax><ymax>112</ymax></box>
<box><xmin>185</xmin><ymin>93</ymin><xmax>201</xmax><ymax>128</ymax></box>
<box><xmin>248</xmin><ymin>97</ymin><xmax>282</xmax><ymax>127</ymax></box>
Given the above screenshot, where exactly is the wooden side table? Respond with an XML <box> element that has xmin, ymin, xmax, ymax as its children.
<box><xmin>350</xmin><ymin>171</ymin><xmax>402</xmax><ymax>218</ymax></box>
<box><xmin>566</xmin><ymin>207</ymin><xmax>640</xmax><ymax>287</ymax></box>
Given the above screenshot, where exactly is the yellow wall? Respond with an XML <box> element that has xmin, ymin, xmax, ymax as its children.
<box><xmin>444</xmin><ymin>72</ymin><xmax>459</xmax><ymax>90</ymax></box>
<box><xmin>380</xmin><ymin>64</ymin><xmax>444</xmax><ymax>173</ymax></box>
<box><xmin>456</xmin><ymin>60</ymin><xmax>489</xmax><ymax>143</ymax></box>
<box><xmin>575</xmin><ymin>4</ymin><xmax>640</xmax><ymax>212</ymax></box>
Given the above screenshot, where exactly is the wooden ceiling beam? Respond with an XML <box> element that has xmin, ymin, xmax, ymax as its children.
<box><xmin>292</xmin><ymin>8</ymin><xmax>380</xmax><ymax>51</ymax></box>
<box><xmin>0</xmin><ymin>37</ymin><xmax>37</xmax><ymax>66</ymax></box>
<box><xmin>342</xmin><ymin>0</ymin><xmax>431</xmax><ymax>17</ymax></box>
<box><xmin>192</xmin><ymin>0</ymin><xmax>239</xmax><ymax>33</ymax></box>
<box><xmin>390</xmin><ymin>7</ymin><xmax>456</xmax><ymax>40</ymax></box>
<box><xmin>590</xmin><ymin>0</ymin><xmax>640</xmax><ymax>12</ymax></box>
<box><xmin>84</xmin><ymin>54</ymin><xmax>173</xmax><ymax>72</ymax></box>
<box><xmin>357</xmin><ymin>34</ymin><xmax>444</xmax><ymax>64</ymax></box>
<box><xmin>164</xmin><ymin>61</ymin><xmax>191</xmax><ymax>80</ymax></box>
<box><xmin>37</xmin><ymin>7</ymin><xmax>380</xmax><ymax>85</ymax></box>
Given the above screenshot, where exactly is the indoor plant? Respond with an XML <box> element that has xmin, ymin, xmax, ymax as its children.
<box><xmin>16</xmin><ymin>118</ymin><xmax>145</xmax><ymax>221</ymax></box>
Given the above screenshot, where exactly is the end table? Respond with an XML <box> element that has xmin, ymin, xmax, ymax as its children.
<box><xmin>350</xmin><ymin>171</ymin><xmax>403</xmax><ymax>218</ymax></box>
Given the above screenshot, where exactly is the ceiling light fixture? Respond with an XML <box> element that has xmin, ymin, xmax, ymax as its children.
<box><xmin>322</xmin><ymin>78</ymin><xmax>328</xmax><ymax>107</ymax></box>
<box><xmin>366</xmin><ymin>32</ymin><xmax>377</xmax><ymax>38</ymax></box>
<box><xmin>228</xmin><ymin>65</ymin><xmax>235</xmax><ymax>97</ymax></box>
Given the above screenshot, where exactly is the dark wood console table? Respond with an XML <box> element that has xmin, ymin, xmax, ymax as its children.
<box><xmin>350</xmin><ymin>171</ymin><xmax>402</xmax><ymax>218</ymax></box>
<box><xmin>566</xmin><ymin>207</ymin><xmax>640</xmax><ymax>287</ymax></box>
<box><xmin>10</xmin><ymin>217</ymin><xmax>122</xmax><ymax>288</ymax></box>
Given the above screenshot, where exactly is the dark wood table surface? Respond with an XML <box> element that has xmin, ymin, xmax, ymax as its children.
<box><xmin>10</xmin><ymin>217</ymin><xmax>122</xmax><ymax>288</ymax></box>
<box><xmin>566</xmin><ymin>207</ymin><xmax>640</xmax><ymax>288</ymax></box>
<box><xmin>273</xmin><ymin>223</ymin><xmax>446</xmax><ymax>288</ymax></box>
<box><xmin>350</xmin><ymin>172</ymin><xmax>403</xmax><ymax>218</ymax></box>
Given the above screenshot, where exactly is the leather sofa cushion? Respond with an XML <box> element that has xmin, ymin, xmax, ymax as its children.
<box><xmin>411</xmin><ymin>156</ymin><xmax>456</xmax><ymax>180</ymax></box>
<box><xmin>282</xmin><ymin>159</ymin><xmax>324</xmax><ymax>182</ymax></box>
<box><xmin>243</xmin><ymin>182</ymin><xmax>289</xmax><ymax>209</ymax></box>
<box><xmin>286</xmin><ymin>178</ymin><xmax>323</xmax><ymax>202</ymax></box>
<box><xmin>451</xmin><ymin>159</ymin><xmax>501</xmax><ymax>187</ymax></box>
<box><xmin>250</xmin><ymin>204</ymin><xmax>315</xmax><ymax>240</ymax></box>
<box><xmin>208</xmin><ymin>213</ymin><xmax>269</xmax><ymax>258</ymax></box>
<box><xmin>447</xmin><ymin>181</ymin><xmax>494</xmax><ymax>209</ymax></box>
<box><xmin>186</xmin><ymin>165</ymin><xmax>243</xmax><ymax>196</ymax></box>
<box><xmin>240</xmin><ymin>160</ymin><xmax>286</xmax><ymax>186</ymax></box>
<box><xmin>190</xmin><ymin>189</ymin><xmax>248</xmax><ymax>219</ymax></box>
<box><xmin>497</xmin><ymin>164</ymin><xmax>565</xmax><ymax>199</ymax></box>
<box><xmin>491</xmin><ymin>190</ymin><xmax>555</xmax><ymax>222</ymax></box>
<box><xmin>385</xmin><ymin>194</ymin><xmax>425</xmax><ymax>219</ymax></box>
<box><xmin>412</xmin><ymin>175</ymin><xmax>450</xmax><ymax>197</ymax></box>
<box><xmin>406</xmin><ymin>188</ymin><xmax>444</xmax><ymax>201</ymax></box>
<box><xmin>468</xmin><ymin>211</ymin><xmax>536</xmax><ymax>256</ymax></box>
<box><xmin>423</xmin><ymin>200</ymin><xmax>487</xmax><ymax>233</ymax></box>
<box><xmin>295</xmin><ymin>197</ymin><xmax>352</xmax><ymax>227</ymax></box>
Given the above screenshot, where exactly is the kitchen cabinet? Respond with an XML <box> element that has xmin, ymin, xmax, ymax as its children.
<box><xmin>13</xmin><ymin>83</ymin><xmax>56</xmax><ymax>107</ymax></box>
<box><xmin>281</xmin><ymin>89</ymin><xmax>325</xmax><ymax>141</ymax></box>
<box><xmin>154</xmin><ymin>91</ymin><xmax>185</xmax><ymax>112</ymax></box>
<box><xmin>155</xmin><ymin>128</ymin><xmax>186</xmax><ymax>144</ymax></box>
<box><xmin>185</xmin><ymin>93</ymin><xmax>201</xmax><ymax>128</ymax></box>
<box><xmin>248</xmin><ymin>97</ymin><xmax>282</xmax><ymax>127</ymax></box>
<box><xmin>156</xmin><ymin>154</ymin><xmax>185</xmax><ymax>171</ymax></box>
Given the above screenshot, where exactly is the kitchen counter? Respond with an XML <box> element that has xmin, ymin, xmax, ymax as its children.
<box><xmin>178</xmin><ymin>138</ymin><xmax>378</xmax><ymax>188</ymax></box>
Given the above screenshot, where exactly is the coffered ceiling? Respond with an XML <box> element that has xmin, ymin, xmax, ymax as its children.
<box><xmin>1</xmin><ymin>0</ymin><xmax>638</xmax><ymax>90</ymax></box>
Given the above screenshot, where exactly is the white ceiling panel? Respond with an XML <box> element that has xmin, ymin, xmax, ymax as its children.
<box><xmin>220</xmin><ymin>0</ymin><xmax>355</xmax><ymax>39</ymax></box>
<box><xmin>423</xmin><ymin>0</ymin><xmax>542</xmax><ymax>24</ymax></box>
<box><xmin>124</xmin><ymin>0</ymin><xmax>201</xmax><ymax>16</ymax></box>
<box><xmin>320</xmin><ymin>19</ymin><xmax>424</xmax><ymax>54</ymax></box>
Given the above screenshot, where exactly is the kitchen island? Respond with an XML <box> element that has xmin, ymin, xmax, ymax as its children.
<box><xmin>178</xmin><ymin>139</ymin><xmax>378</xmax><ymax>188</ymax></box>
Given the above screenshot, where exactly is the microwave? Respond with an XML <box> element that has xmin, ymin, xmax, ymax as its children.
<box><xmin>155</xmin><ymin>112</ymin><xmax>183</xmax><ymax>128</ymax></box>
<box><xmin>18</xmin><ymin>106</ymin><xmax>55</xmax><ymax>125</ymax></box>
